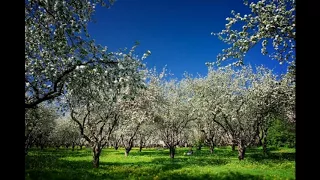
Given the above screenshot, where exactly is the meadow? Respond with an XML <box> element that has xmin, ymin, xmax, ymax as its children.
<box><xmin>25</xmin><ymin>146</ymin><xmax>295</xmax><ymax>180</ymax></box>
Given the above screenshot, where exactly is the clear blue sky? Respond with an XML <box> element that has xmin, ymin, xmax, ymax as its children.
<box><xmin>87</xmin><ymin>0</ymin><xmax>289</xmax><ymax>79</ymax></box>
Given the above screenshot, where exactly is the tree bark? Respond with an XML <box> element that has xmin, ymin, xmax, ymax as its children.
<box><xmin>125</xmin><ymin>147</ymin><xmax>132</xmax><ymax>157</ymax></box>
<box><xmin>209</xmin><ymin>143</ymin><xmax>215</xmax><ymax>154</ymax></box>
<box><xmin>72</xmin><ymin>142</ymin><xmax>75</xmax><ymax>151</ymax></box>
<box><xmin>197</xmin><ymin>144</ymin><xmax>202</xmax><ymax>150</ymax></box>
<box><xmin>139</xmin><ymin>139</ymin><xmax>143</xmax><ymax>152</ymax></box>
<box><xmin>238</xmin><ymin>141</ymin><xmax>246</xmax><ymax>160</ymax></box>
<box><xmin>92</xmin><ymin>146</ymin><xmax>101</xmax><ymax>168</ymax></box>
<box><xmin>232</xmin><ymin>141</ymin><xmax>237</xmax><ymax>151</ymax></box>
<box><xmin>169</xmin><ymin>146</ymin><xmax>175</xmax><ymax>159</ymax></box>
<box><xmin>262</xmin><ymin>137</ymin><xmax>268</xmax><ymax>155</ymax></box>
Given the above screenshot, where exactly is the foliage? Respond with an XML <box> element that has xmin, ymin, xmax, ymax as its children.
<box><xmin>211</xmin><ymin>0</ymin><xmax>295</xmax><ymax>67</ymax></box>
<box><xmin>25</xmin><ymin>104</ymin><xmax>58</xmax><ymax>151</ymax></box>
<box><xmin>267</xmin><ymin>119</ymin><xmax>295</xmax><ymax>148</ymax></box>
<box><xmin>25</xmin><ymin>0</ymin><xmax>120</xmax><ymax>108</ymax></box>
<box><xmin>49</xmin><ymin>117</ymin><xmax>81</xmax><ymax>148</ymax></box>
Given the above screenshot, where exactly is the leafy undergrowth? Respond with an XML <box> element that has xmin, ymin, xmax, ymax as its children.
<box><xmin>25</xmin><ymin>146</ymin><xmax>295</xmax><ymax>180</ymax></box>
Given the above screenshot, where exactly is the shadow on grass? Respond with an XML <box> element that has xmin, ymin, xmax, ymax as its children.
<box><xmin>26</xmin><ymin>151</ymin><xmax>230</xmax><ymax>180</ymax></box>
<box><xmin>157</xmin><ymin>171</ymin><xmax>265</xmax><ymax>180</ymax></box>
<box><xmin>26</xmin><ymin>157</ymin><xmax>261</xmax><ymax>180</ymax></box>
<box><xmin>26</xmin><ymin>147</ymin><xmax>294</xmax><ymax>180</ymax></box>
<box><xmin>247</xmin><ymin>152</ymin><xmax>295</xmax><ymax>163</ymax></box>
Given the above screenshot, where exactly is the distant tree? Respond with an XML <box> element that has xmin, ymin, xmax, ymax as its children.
<box><xmin>190</xmin><ymin>76</ymin><xmax>226</xmax><ymax>153</ymax></box>
<box><xmin>212</xmin><ymin>0</ymin><xmax>295</xmax><ymax>69</ymax></box>
<box><xmin>152</xmin><ymin>70</ymin><xmax>197</xmax><ymax>158</ymax></box>
<box><xmin>25</xmin><ymin>104</ymin><xmax>57</xmax><ymax>155</ymax></box>
<box><xmin>136</xmin><ymin>123</ymin><xmax>154</xmax><ymax>152</ymax></box>
<box><xmin>116</xmin><ymin>87</ymin><xmax>155</xmax><ymax>156</ymax></box>
<box><xmin>50</xmin><ymin>117</ymin><xmax>81</xmax><ymax>151</ymax></box>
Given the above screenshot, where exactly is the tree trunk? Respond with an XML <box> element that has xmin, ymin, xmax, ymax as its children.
<box><xmin>114</xmin><ymin>146</ymin><xmax>119</xmax><ymax>150</ymax></box>
<box><xmin>258</xmin><ymin>138</ymin><xmax>263</xmax><ymax>146</ymax></box>
<box><xmin>262</xmin><ymin>137</ymin><xmax>268</xmax><ymax>155</ymax></box>
<box><xmin>169</xmin><ymin>146</ymin><xmax>175</xmax><ymax>159</ymax></box>
<box><xmin>72</xmin><ymin>142</ymin><xmax>75</xmax><ymax>151</ymax></box>
<box><xmin>80</xmin><ymin>145</ymin><xmax>82</xmax><ymax>150</ymax></box>
<box><xmin>125</xmin><ymin>147</ymin><xmax>131</xmax><ymax>157</ymax></box>
<box><xmin>238</xmin><ymin>141</ymin><xmax>246</xmax><ymax>160</ymax></box>
<box><xmin>232</xmin><ymin>143</ymin><xmax>236</xmax><ymax>151</ymax></box>
<box><xmin>262</xmin><ymin>129</ymin><xmax>268</xmax><ymax>155</ymax></box>
<box><xmin>197</xmin><ymin>144</ymin><xmax>202</xmax><ymax>150</ymax></box>
<box><xmin>92</xmin><ymin>146</ymin><xmax>101</xmax><ymax>168</ymax></box>
<box><xmin>40</xmin><ymin>144</ymin><xmax>44</xmax><ymax>150</ymax></box>
<box><xmin>139</xmin><ymin>139</ymin><xmax>143</xmax><ymax>152</ymax></box>
<box><xmin>209</xmin><ymin>143</ymin><xmax>215</xmax><ymax>154</ymax></box>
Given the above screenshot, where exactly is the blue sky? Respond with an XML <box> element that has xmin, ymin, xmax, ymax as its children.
<box><xmin>87</xmin><ymin>0</ymin><xmax>289</xmax><ymax>79</ymax></box>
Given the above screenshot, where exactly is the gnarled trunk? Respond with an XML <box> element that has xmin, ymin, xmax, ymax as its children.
<box><xmin>169</xmin><ymin>146</ymin><xmax>175</xmax><ymax>159</ymax></box>
<box><xmin>92</xmin><ymin>146</ymin><xmax>102</xmax><ymax>168</ymax></box>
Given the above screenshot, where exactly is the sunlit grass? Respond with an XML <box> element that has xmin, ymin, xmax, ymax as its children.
<box><xmin>25</xmin><ymin>146</ymin><xmax>295</xmax><ymax>180</ymax></box>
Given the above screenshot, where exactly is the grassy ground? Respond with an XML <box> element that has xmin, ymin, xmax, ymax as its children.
<box><xmin>25</xmin><ymin>146</ymin><xmax>295</xmax><ymax>180</ymax></box>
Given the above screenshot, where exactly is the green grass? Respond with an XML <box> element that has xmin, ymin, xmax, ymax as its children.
<box><xmin>25</xmin><ymin>146</ymin><xmax>295</xmax><ymax>180</ymax></box>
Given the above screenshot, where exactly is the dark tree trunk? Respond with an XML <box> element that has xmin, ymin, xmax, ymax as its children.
<box><xmin>197</xmin><ymin>144</ymin><xmax>202</xmax><ymax>150</ymax></box>
<box><xmin>125</xmin><ymin>147</ymin><xmax>132</xmax><ymax>157</ymax></box>
<box><xmin>258</xmin><ymin>138</ymin><xmax>263</xmax><ymax>146</ymax></box>
<box><xmin>66</xmin><ymin>145</ymin><xmax>69</xmax><ymax>149</ymax></box>
<box><xmin>238</xmin><ymin>141</ymin><xmax>246</xmax><ymax>160</ymax></box>
<box><xmin>209</xmin><ymin>143</ymin><xmax>215</xmax><ymax>154</ymax></box>
<box><xmin>40</xmin><ymin>144</ymin><xmax>44</xmax><ymax>150</ymax></box>
<box><xmin>92</xmin><ymin>146</ymin><xmax>101</xmax><ymax>168</ymax></box>
<box><xmin>169</xmin><ymin>146</ymin><xmax>175</xmax><ymax>159</ymax></box>
<box><xmin>114</xmin><ymin>146</ymin><xmax>119</xmax><ymax>150</ymax></box>
<box><xmin>232</xmin><ymin>143</ymin><xmax>236</xmax><ymax>151</ymax></box>
<box><xmin>262</xmin><ymin>129</ymin><xmax>268</xmax><ymax>155</ymax></box>
<box><xmin>80</xmin><ymin>145</ymin><xmax>82</xmax><ymax>150</ymax></box>
<box><xmin>72</xmin><ymin>142</ymin><xmax>75</xmax><ymax>151</ymax></box>
<box><xmin>139</xmin><ymin>139</ymin><xmax>143</xmax><ymax>152</ymax></box>
<box><xmin>262</xmin><ymin>137</ymin><xmax>268</xmax><ymax>155</ymax></box>
<box><xmin>55</xmin><ymin>145</ymin><xmax>59</xmax><ymax>150</ymax></box>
